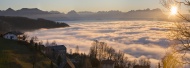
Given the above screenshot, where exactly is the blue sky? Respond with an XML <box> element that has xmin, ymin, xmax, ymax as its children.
<box><xmin>0</xmin><ymin>0</ymin><xmax>162</xmax><ymax>12</ymax></box>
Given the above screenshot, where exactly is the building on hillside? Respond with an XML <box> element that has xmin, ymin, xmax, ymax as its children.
<box><xmin>46</xmin><ymin>45</ymin><xmax>67</xmax><ymax>61</ymax></box>
<box><xmin>3</xmin><ymin>31</ymin><xmax>23</xmax><ymax>40</ymax></box>
<box><xmin>45</xmin><ymin>45</ymin><xmax>75</xmax><ymax>68</ymax></box>
<box><xmin>133</xmin><ymin>65</ymin><xmax>150</xmax><ymax>68</ymax></box>
<box><xmin>101</xmin><ymin>60</ymin><xmax>115</xmax><ymax>68</ymax></box>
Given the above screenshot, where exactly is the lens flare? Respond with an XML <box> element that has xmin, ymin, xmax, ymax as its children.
<box><xmin>170</xmin><ymin>6</ymin><xmax>178</xmax><ymax>15</ymax></box>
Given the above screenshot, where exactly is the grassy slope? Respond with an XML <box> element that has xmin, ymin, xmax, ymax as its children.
<box><xmin>0</xmin><ymin>38</ymin><xmax>51</xmax><ymax>68</ymax></box>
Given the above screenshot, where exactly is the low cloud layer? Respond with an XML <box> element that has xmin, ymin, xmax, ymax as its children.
<box><xmin>26</xmin><ymin>21</ymin><xmax>172</xmax><ymax>68</ymax></box>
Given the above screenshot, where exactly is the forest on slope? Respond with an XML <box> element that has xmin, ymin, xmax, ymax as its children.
<box><xmin>0</xmin><ymin>16</ymin><xmax>69</xmax><ymax>33</ymax></box>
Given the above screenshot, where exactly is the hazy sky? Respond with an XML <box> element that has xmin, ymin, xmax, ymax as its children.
<box><xmin>0</xmin><ymin>0</ymin><xmax>162</xmax><ymax>12</ymax></box>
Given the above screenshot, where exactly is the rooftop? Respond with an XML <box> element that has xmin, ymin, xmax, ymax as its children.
<box><xmin>47</xmin><ymin>45</ymin><xmax>66</xmax><ymax>51</ymax></box>
<box><xmin>4</xmin><ymin>31</ymin><xmax>23</xmax><ymax>35</ymax></box>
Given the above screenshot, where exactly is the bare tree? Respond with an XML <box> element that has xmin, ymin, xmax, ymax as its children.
<box><xmin>89</xmin><ymin>40</ymin><xmax>99</xmax><ymax>58</ymax></box>
<box><xmin>22</xmin><ymin>34</ymin><xmax>29</xmax><ymax>41</ymax></box>
<box><xmin>33</xmin><ymin>36</ymin><xmax>38</xmax><ymax>42</ymax></box>
<box><xmin>89</xmin><ymin>40</ymin><xmax>117</xmax><ymax>60</ymax></box>
<box><xmin>107</xmin><ymin>47</ymin><xmax>115</xmax><ymax>60</ymax></box>
<box><xmin>75</xmin><ymin>45</ymin><xmax>79</xmax><ymax>54</ymax></box>
<box><xmin>70</xmin><ymin>48</ymin><xmax>73</xmax><ymax>54</ymax></box>
<box><xmin>138</xmin><ymin>57</ymin><xmax>150</xmax><ymax>66</ymax></box>
<box><xmin>39</xmin><ymin>40</ymin><xmax>43</xmax><ymax>45</ymax></box>
<box><xmin>160</xmin><ymin>0</ymin><xmax>190</xmax><ymax>66</ymax></box>
<box><xmin>45</xmin><ymin>39</ymin><xmax>50</xmax><ymax>46</ymax></box>
<box><xmin>160</xmin><ymin>0</ymin><xmax>190</xmax><ymax>21</ymax></box>
<box><xmin>113</xmin><ymin>50</ymin><xmax>125</xmax><ymax>67</ymax></box>
<box><xmin>51</xmin><ymin>40</ymin><xmax>57</xmax><ymax>46</ymax></box>
<box><xmin>30</xmin><ymin>37</ymin><xmax>35</xmax><ymax>45</ymax></box>
<box><xmin>162</xmin><ymin>49</ymin><xmax>183</xmax><ymax>68</ymax></box>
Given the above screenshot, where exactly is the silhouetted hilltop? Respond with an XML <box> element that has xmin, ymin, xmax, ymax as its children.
<box><xmin>0</xmin><ymin>8</ymin><xmax>167</xmax><ymax>21</ymax></box>
<box><xmin>78</xmin><ymin>8</ymin><xmax>167</xmax><ymax>21</ymax></box>
<box><xmin>6</xmin><ymin>8</ymin><xmax>15</xmax><ymax>12</ymax></box>
<box><xmin>124</xmin><ymin>8</ymin><xmax>166</xmax><ymax>20</ymax></box>
<box><xmin>78</xmin><ymin>11</ymin><xmax>94</xmax><ymax>15</ymax></box>
<box><xmin>66</xmin><ymin>10</ymin><xmax>80</xmax><ymax>20</ymax></box>
<box><xmin>17</xmin><ymin>8</ymin><xmax>48</xmax><ymax>14</ymax></box>
<box><xmin>0</xmin><ymin>16</ymin><xmax>69</xmax><ymax>33</ymax></box>
<box><xmin>0</xmin><ymin>8</ymin><xmax>68</xmax><ymax>21</ymax></box>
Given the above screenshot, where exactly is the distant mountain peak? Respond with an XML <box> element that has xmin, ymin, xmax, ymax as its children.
<box><xmin>67</xmin><ymin>10</ymin><xmax>77</xmax><ymax>14</ymax></box>
<box><xmin>67</xmin><ymin>10</ymin><xmax>79</xmax><ymax>17</ymax></box>
<box><xmin>0</xmin><ymin>8</ymin><xmax>167</xmax><ymax>21</ymax></box>
<box><xmin>19</xmin><ymin>8</ymin><xmax>41</xmax><ymax>11</ymax></box>
<box><xmin>49</xmin><ymin>11</ymin><xmax>61</xmax><ymax>14</ymax></box>
<box><xmin>152</xmin><ymin>8</ymin><xmax>162</xmax><ymax>11</ymax></box>
<box><xmin>6</xmin><ymin>8</ymin><xmax>15</xmax><ymax>12</ymax></box>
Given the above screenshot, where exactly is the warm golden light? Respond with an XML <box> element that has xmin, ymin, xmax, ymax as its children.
<box><xmin>170</xmin><ymin>6</ymin><xmax>178</xmax><ymax>15</ymax></box>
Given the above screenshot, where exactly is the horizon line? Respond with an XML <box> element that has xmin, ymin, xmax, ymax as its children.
<box><xmin>0</xmin><ymin>7</ymin><xmax>162</xmax><ymax>13</ymax></box>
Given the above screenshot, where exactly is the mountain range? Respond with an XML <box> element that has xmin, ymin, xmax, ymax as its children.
<box><xmin>0</xmin><ymin>8</ymin><xmax>167</xmax><ymax>21</ymax></box>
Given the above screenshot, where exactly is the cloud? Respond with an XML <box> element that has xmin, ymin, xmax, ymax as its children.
<box><xmin>26</xmin><ymin>21</ymin><xmax>172</xmax><ymax>68</ymax></box>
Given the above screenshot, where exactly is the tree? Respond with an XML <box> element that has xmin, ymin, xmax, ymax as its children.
<box><xmin>138</xmin><ymin>57</ymin><xmax>150</xmax><ymax>66</ymax></box>
<box><xmin>89</xmin><ymin>40</ymin><xmax>117</xmax><ymax>60</ymax></box>
<box><xmin>70</xmin><ymin>49</ymin><xmax>72</xmax><ymax>54</ymax></box>
<box><xmin>30</xmin><ymin>37</ymin><xmax>35</xmax><ymax>45</ymax></box>
<box><xmin>45</xmin><ymin>40</ymin><xmax>50</xmax><ymax>46</ymax></box>
<box><xmin>160</xmin><ymin>0</ymin><xmax>190</xmax><ymax>65</ymax></box>
<box><xmin>22</xmin><ymin>34</ymin><xmax>28</xmax><ymax>41</ymax></box>
<box><xmin>30</xmin><ymin>36</ymin><xmax>38</xmax><ymax>45</ymax></box>
<box><xmin>162</xmin><ymin>49</ymin><xmax>183</xmax><ymax>68</ymax></box>
<box><xmin>39</xmin><ymin>40</ymin><xmax>43</xmax><ymax>45</ymax></box>
<box><xmin>51</xmin><ymin>40</ymin><xmax>57</xmax><ymax>46</ymax></box>
<box><xmin>123</xmin><ymin>57</ymin><xmax>130</xmax><ymax>68</ymax></box>
<box><xmin>107</xmin><ymin>47</ymin><xmax>115</xmax><ymax>60</ymax></box>
<box><xmin>75</xmin><ymin>45</ymin><xmax>79</xmax><ymax>54</ymax></box>
<box><xmin>33</xmin><ymin>36</ymin><xmax>38</xmax><ymax>42</ymax></box>
<box><xmin>160</xmin><ymin>0</ymin><xmax>190</xmax><ymax>21</ymax></box>
<box><xmin>89</xmin><ymin>40</ymin><xmax>99</xmax><ymax>58</ymax></box>
<box><xmin>113</xmin><ymin>50</ymin><xmax>125</xmax><ymax>67</ymax></box>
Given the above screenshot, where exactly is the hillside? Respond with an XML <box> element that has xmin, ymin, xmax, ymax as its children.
<box><xmin>0</xmin><ymin>16</ymin><xmax>69</xmax><ymax>33</ymax></box>
<box><xmin>0</xmin><ymin>38</ymin><xmax>52</xmax><ymax>68</ymax></box>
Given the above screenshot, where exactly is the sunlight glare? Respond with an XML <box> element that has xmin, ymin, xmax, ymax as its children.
<box><xmin>170</xmin><ymin>6</ymin><xmax>178</xmax><ymax>15</ymax></box>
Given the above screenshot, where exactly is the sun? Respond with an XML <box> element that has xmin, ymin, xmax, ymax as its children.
<box><xmin>170</xmin><ymin>6</ymin><xmax>178</xmax><ymax>15</ymax></box>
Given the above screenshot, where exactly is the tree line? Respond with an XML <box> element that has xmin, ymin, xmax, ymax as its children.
<box><xmin>0</xmin><ymin>16</ymin><xmax>69</xmax><ymax>33</ymax></box>
<box><xmin>88</xmin><ymin>40</ymin><xmax>150</xmax><ymax>68</ymax></box>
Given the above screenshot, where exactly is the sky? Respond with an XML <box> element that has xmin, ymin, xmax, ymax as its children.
<box><xmin>0</xmin><ymin>0</ymin><xmax>162</xmax><ymax>13</ymax></box>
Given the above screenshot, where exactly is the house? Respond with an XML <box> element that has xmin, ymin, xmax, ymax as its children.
<box><xmin>133</xmin><ymin>65</ymin><xmax>150</xmax><ymax>68</ymax></box>
<box><xmin>46</xmin><ymin>45</ymin><xmax>67</xmax><ymax>61</ymax></box>
<box><xmin>101</xmin><ymin>60</ymin><xmax>115</xmax><ymax>68</ymax></box>
<box><xmin>3</xmin><ymin>31</ymin><xmax>23</xmax><ymax>40</ymax></box>
<box><xmin>46</xmin><ymin>45</ymin><xmax>75</xmax><ymax>68</ymax></box>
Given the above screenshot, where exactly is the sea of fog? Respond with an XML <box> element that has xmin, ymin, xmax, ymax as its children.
<box><xmin>26</xmin><ymin>21</ymin><xmax>173</xmax><ymax>67</ymax></box>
